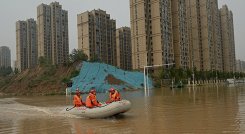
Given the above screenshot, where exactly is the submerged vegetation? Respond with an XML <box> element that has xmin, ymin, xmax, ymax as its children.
<box><xmin>153</xmin><ymin>67</ymin><xmax>245</xmax><ymax>87</ymax></box>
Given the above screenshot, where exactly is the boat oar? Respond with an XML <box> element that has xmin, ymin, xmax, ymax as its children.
<box><xmin>66</xmin><ymin>106</ymin><xmax>75</xmax><ymax>111</ymax></box>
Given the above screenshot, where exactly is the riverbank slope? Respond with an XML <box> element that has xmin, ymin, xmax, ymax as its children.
<box><xmin>0</xmin><ymin>64</ymin><xmax>77</xmax><ymax>96</ymax></box>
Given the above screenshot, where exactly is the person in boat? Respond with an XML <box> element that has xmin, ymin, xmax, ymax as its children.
<box><xmin>106</xmin><ymin>87</ymin><xmax>121</xmax><ymax>104</ymax></box>
<box><xmin>86</xmin><ymin>88</ymin><xmax>102</xmax><ymax>108</ymax></box>
<box><xmin>73</xmin><ymin>89</ymin><xmax>85</xmax><ymax>107</ymax></box>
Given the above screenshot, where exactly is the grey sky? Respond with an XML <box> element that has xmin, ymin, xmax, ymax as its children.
<box><xmin>0</xmin><ymin>0</ymin><xmax>244</xmax><ymax>66</ymax></box>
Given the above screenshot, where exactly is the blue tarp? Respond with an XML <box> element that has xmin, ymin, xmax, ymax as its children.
<box><xmin>70</xmin><ymin>61</ymin><xmax>153</xmax><ymax>92</ymax></box>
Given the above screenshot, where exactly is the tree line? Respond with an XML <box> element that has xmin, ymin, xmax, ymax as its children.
<box><xmin>154</xmin><ymin>67</ymin><xmax>245</xmax><ymax>86</ymax></box>
<box><xmin>0</xmin><ymin>66</ymin><xmax>12</xmax><ymax>77</ymax></box>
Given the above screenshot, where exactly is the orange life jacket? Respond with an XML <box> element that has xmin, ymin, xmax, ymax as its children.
<box><xmin>73</xmin><ymin>95</ymin><xmax>82</xmax><ymax>107</ymax></box>
<box><xmin>86</xmin><ymin>93</ymin><xmax>101</xmax><ymax>108</ymax></box>
<box><xmin>109</xmin><ymin>90</ymin><xmax>121</xmax><ymax>102</ymax></box>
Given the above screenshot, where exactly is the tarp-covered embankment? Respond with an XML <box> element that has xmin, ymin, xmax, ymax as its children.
<box><xmin>71</xmin><ymin>61</ymin><xmax>153</xmax><ymax>92</ymax></box>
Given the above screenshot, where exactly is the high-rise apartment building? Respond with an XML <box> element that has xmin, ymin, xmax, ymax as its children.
<box><xmin>220</xmin><ymin>5</ymin><xmax>236</xmax><ymax>72</ymax></box>
<box><xmin>172</xmin><ymin>0</ymin><xmax>190</xmax><ymax>69</ymax></box>
<box><xmin>186</xmin><ymin>0</ymin><xmax>223</xmax><ymax>71</ymax></box>
<box><xmin>186</xmin><ymin>0</ymin><xmax>201</xmax><ymax>71</ymax></box>
<box><xmin>130</xmin><ymin>0</ymin><xmax>174</xmax><ymax>69</ymax></box>
<box><xmin>0</xmin><ymin>46</ymin><xmax>11</xmax><ymax>67</ymax></box>
<box><xmin>236</xmin><ymin>60</ymin><xmax>245</xmax><ymax>73</ymax></box>
<box><xmin>116</xmin><ymin>27</ymin><xmax>132</xmax><ymax>70</ymax></box>
<box><xmin>213</xmin><ymin>2</ymin><xmax>223</xmax><ymax>71</ymax></box>
<box><xmin>77</xmin><ymin>9</ymin><xmax>117</xmax><ymax>66</ymax></box>
<box><xmin>16</xmin><ymin>19</ymin><xmax>37</xmax><ymax>71</ymax></box>
<box><xmin>130</xmin><ymin>0</ymin><xmax>234</xmax><ymax>72</ymax></box>
<box><xmin>16</xmin><ymin>20</ymin><xmax>27</xmax><ymax>71</ymax></box>
<box><xmin>37</xmin><ymin>2</ymin><xmax>69</xmax><ymax>65</ymax></box>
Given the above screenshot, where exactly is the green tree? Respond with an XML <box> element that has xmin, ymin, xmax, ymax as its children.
<box><xmin>38</xmin><ymin>56</ymin><xmax>51</xmax><ymax>67</ymax></box>
<box><xmin>70</xmin><ymin>49</ymin><xmax>88</xmax><ymax>63</ymax></box>
<box><xmin>176</xmin><ymin>68</ymin><xmax>184</xmax><ymax>81</ymax></box>
<box><xmin>89</xmin><ymin>54</ymin><xmax>100</xmax><ymax>62</ymax></box>
<box><xmin>186</xmin><ymin>68</ymin><xmax>192</xmax><ymax>79</ymax></box>
<box><xmin>14</xmin><ymin>68</ymin><xmax>19</xmax><ymax>74</ymax></box>
<box><xmin>169</xmin><ymin>67</ymin><xmax>176</xmax><ymax>79</ymax></box>
<box><xmin>0</xmin><ymin>66</ymin><xmax>12</xmax><ymax>76</ymax></box>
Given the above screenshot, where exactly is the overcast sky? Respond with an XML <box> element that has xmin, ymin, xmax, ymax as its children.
<box><xmin>0</xmin><ymin>0</ymin><xmax>244</xmax><ymax>66</ymax></box>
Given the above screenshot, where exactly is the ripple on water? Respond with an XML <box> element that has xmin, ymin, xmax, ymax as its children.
<box><xmin>2</xmin><ymin>87</ymin><xmax>245</xmax><ymax>133</ymax></box>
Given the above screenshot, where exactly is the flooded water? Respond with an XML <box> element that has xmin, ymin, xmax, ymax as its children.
<box><xmin>1</xmin><ymin>84</ymin><xmax>245</xmax><ymax>133</ymax></box>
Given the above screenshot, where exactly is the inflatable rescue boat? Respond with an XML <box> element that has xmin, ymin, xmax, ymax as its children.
<box><xmin>64</xmin><ymin>100</ymin><xmax>131</xmax><ymax>118</ymax></box>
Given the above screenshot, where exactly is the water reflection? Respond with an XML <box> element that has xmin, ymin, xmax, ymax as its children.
<box><xmin>68</xmin><ymin>115</ymin><xmax>134</xmax><ymax>134</ymax></box>
<box><xmin>18</xmin><ymin>118</ymin><xmax>72</xmax><ymax>134</ymax></box>
<box><xmin>1</xmin><ymin>85</ymin><xmax>245</xmax><ymax>133</ymax></box>
<box><xmin>155</xmin><ymin>85</ymin><xmax>240</xmax><ymax>133</ymax></box>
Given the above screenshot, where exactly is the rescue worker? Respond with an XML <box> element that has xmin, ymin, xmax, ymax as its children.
<box><xmin>73</xmin><ymin>89</ymin><xmax>84</xmax><ymax>107</ymax></box>
<box><xmin>106</xmin><ymin>87</ymin><xmax>121</xmax><ymax>103</ymax></box>
<box><xmin>86</xmin><ymin>89</ymin><xmax>102</xmax><ymax>108</ymax></box>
